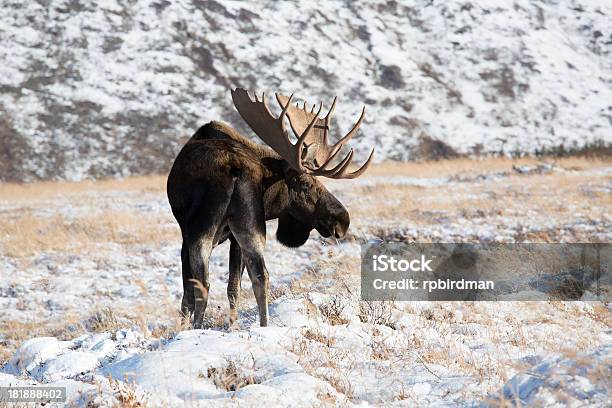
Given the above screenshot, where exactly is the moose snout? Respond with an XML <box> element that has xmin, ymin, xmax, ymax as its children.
<box><xmin>332</xmin><ymin>219</ymin><xmax>349</xmax><ymax>239</ymax></box>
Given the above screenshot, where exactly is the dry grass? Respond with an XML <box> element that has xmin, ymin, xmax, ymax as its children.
<box><xmin>0</xmin><ymin>175</ymin><xmax>166</xmax><ymax>201</ymax></box>
<box><xmin>286</xmin><ymin>328</ymin><xmax>358</xmax><ymax>400</ymax></box>
<box><xmin>318</xmin><ymin>295</ymin><xmax>350</xmax><ymax>326</ymax></box>
<box><xmin>0</xmin><ymin>208</ymin><xmax>177</xmax><ymax>258</ymax></box>
<box><xmin>365</xmin><ymin>156</ymin><xmax>610</xmax><ymax>177</ymax></box>
<box><xmin>322</xmin><ymin>372</ymin><xmax>355</xmax><ymax>400</ymax></box>
<box><xmin>108</xmin><ymin>375</ymin><xmax>149</xmax><ymax>407</ymax></box>
<box><xmin>350</xmin><ymin>170</ymin><xmax>610</xmax><ymax>224</ymax></box>
<box><xmin>0</xmin><ymin>174</ymin><xmax>174</xmax><ymax>257</ymax></box>
<box><xmin>303</xmin><ymin>328</ymin><xmax>336</xmax><ymax>347</ymax></box>
<box><xmin>0</xmin><ymin>159</ymin><xmax>607</xmax><ymax>406</ymax></box>
<box><xmin>342</xmin><ymin>158</ymin><xmax>611</xmax><ymax>244</ymax></box>
<box><xmin>86</xmin><ymin>307</ymin><xmax>121</xmax><ymax>334</ymax></box>
<box><xmin>370</xmin><ymin>334</ymin><xmax>393</xmax><ymax>361</ymax></box>
<box><xmin>206</xmin><ymin>357</ymin><xmax>259</xmax><ymax>392</ymax></box>
<box><xmin>0</xmin><ymin>157</ymin><xmax>608</xmax><ymax>257</ymax></box>
<box><xmin>357</xmin><ymin>300</ymin><xmax>396</xmax><ymax>329</ymax></box>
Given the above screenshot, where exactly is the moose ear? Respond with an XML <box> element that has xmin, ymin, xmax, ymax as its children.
<box><xmin>276</xmin><ymin>213</ymin><xmax>311</xmax><ymax>247</ymax></box>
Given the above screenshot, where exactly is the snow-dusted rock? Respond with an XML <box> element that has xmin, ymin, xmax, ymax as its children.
<box><xmin>38</xmin><ymin>351</ymin><xmax>99</xmax><ymax>382</ymax></box>
<box><xmin>7</xmin><ymin>337</ymin><xmax>72</xmax><ymax>375</ymax></box>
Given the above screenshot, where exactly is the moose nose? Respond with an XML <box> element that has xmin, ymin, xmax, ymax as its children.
<box><xmin>333</xmin><ymin>221</ymin><xmax>348</xmax><ymax>239</ymax></box>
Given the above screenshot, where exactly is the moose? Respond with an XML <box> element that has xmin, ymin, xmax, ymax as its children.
<box><xmin>167</xmin><ymin>88</ymin><xmax>374</xmax><ymax>328</ymax></box>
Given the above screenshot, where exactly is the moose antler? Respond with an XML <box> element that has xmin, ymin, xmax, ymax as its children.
<box><xmin>231</xmin><ymin>88</ymin><xmax>374</xmax><ymax>179</ymax></box>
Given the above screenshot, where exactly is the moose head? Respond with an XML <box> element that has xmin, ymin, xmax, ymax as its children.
<box><xmin>231</xmin><ymin>88</ymin><xmax>375</xmax><ymax>247</ymax></box>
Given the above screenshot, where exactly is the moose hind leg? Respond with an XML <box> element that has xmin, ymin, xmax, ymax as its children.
<box><xmin>189</xmin><ymin>236</ymin><xmax>212</xmax><ymax>329</ymax></box>
<box><xmin>184</xmin><ymin>180</ymin><xmax>235</xmax><ymax>329</ymax></box>
<box><xmin>180</xmin><ymin>241</ymin><xmax>195</xmax><ymax>320</ymax></box>
<box><xmin>227</xmin><ymin>236</ymin><xmax>245</xmax><ymax>326</ymax></box>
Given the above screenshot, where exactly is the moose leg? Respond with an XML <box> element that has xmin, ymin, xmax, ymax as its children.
<box><xmin>180</xmin><ymin>241</ymin><xmax>195</xmax><ymax>320</ymax></box>
<box><xmin>228</xmin><ymin>185</ymin><xmax>270</xmax><ymax>327</ymax></box>
<box><xmin>230</xmin><ymin>232</ymin><xmax>269</xmax><ymax>327</ymax></box>
<box><xmin>229</xmin><ymin>231</ymin><xmax>269</xmax><ymax>326</ymax></box>
<box><xmin>227</xmin><ymin>236</ymin><xmax>245</xmax><ymax>325</ymax></box>
<box><xmin>182</xmin><ymin>180</ymin><xmax>234</xmax><ymax>329</ymax></box>
<box><xmin>244</xmin><ymin>249</ymin><xmax>269</xmax><ymax>327</ymax></box>
<box><xmin>189</xmin><ymin>236</ymin><xmax>213</xmax><ymax>329</ymax></box>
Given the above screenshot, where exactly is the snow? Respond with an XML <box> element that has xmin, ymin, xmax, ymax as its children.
<box><xmin>97</xmin><ymin>329</ymin><xmax>336</xmax><ymax>406</ymax></box>
<box><xmin>2</xmin><ymin>297</ymin><xmax>609</xmax><ymax>406</ymax></box>
<box><xmin>489</xmin><ymin>345</ymin><xmax>612</xmax><ymax>407</ymax></box>
<box><xmin>1</xmin><ymin>320</ymin><xmax>349</xmax><ymax>406</ymax></box>
<box><xmin>7</xmin><ymin>337</ymin><xmax>72</xmax><ymax>375</ymax></box>
<box><xmin>39</xmin><ymin>351</ymin><xmax>99</xmax><ymax>382</ymax></box>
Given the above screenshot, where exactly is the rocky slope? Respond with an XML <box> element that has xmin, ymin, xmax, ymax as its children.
<box><xmin>1</xmin><ymin>0</ymin><xmax>611</xmax><ymax>181</ymax></box>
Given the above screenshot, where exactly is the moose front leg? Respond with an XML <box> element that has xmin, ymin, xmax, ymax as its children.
<box><xmin>231</xmin><ymin>232</ymin><xmax>269</xmax><ymax>327</ymax></box>
<box><xmin>228</xmin><ymin>186</ymin><xmax>270</xmax><ymax>327</ymax></box>
<box><xmin>244</xmin><ymin>251</ymin><xmax>269</xmax><ymax>327</ymax></box>
<box><xmin>227</xmin><ymin>236</ymin><xmax>245</xmax><ymax>326</ymax></box>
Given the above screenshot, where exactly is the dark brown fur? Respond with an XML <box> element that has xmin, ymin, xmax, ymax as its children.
<box><xmin>167</xmin><ymin>121</ymin><xmax>349</xmax><ymax>328</ymax></box>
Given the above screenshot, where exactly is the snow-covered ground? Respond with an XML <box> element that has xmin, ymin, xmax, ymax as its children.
<box><xmin>1</xmin><ymin>305</ymin><xmax>610</xmax><ymax>407</ymax></box>
<box><xmin>1</xmin><ymin>0</ymin><xmax>611</xmax><ymax>180</ymax></box>
<box><xmin>0</xmin><ymin>158</ymin><xmax>610</xmax><ymax>406</ymax></box>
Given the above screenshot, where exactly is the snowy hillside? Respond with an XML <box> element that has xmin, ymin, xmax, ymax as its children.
<box><xmin>0</xmin><ymin>0</ymin><xmax>611</xmax><ymax>181</ymax></box>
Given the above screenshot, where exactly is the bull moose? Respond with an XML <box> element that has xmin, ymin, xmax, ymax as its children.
<box><xmin>167</xmin><ymin>88</ymin><xmax>374</xmax><ymax>328</ymax></box>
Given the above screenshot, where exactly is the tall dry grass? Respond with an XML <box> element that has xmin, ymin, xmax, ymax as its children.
<box><xmin>0</xmin><ymin>210</ymin><xmax>177</xmax><ymax>258</ymax></box>
<box><xmin>0</xmin><ymin>175</ymin><xmax>166</xmax><ymax>201</ymax></box>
